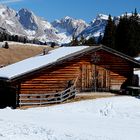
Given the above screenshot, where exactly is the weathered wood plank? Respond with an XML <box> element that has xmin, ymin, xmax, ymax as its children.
<box><xmin>17</xmin><ymin>49</ymin><xmax>134</xmax><ymax>96</ymax></box>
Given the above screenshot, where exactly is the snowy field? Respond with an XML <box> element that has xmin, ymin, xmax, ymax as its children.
<box><xmin>0</xmin><ymin>96</ymin><xmax>140</xmax><ymax>140</ymax></box>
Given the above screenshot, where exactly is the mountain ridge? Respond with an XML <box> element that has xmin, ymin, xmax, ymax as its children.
<box><xmin>0</xmin><ymin>5</ymin><xmax>123</xmax><ymax>44</ymax></box>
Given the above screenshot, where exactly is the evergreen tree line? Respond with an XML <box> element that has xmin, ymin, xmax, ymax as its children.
<box><xmin>0</xmin><ymin>32</ymin><xmax>46</xmax><ymax>45</ymax></box>
<box><xmin>70</xmin><ymin>9</ymin><xmax>140</xmax><ymax>57</ymax></box>
<box><xmin>70</xmin><ymin>35</ymin><xmax>99</xmax><ymax>46</ymax></box>
<box><xmin>102</xmin><ymin>9</ymin><xmax>140</xmax><ymax>57</ymax></box>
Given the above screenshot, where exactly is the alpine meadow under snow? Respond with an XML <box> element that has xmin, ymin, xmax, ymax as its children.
<box><xmin>0</xmin><ymin>96</ymin><xmax>140</xmax><ymax>140</ymax></box>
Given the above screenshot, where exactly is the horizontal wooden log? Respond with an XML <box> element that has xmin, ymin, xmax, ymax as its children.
<box><xmin>14</xmin><ymin>49</ymin><xmax>134</xmax><ymax>98</ymax></box>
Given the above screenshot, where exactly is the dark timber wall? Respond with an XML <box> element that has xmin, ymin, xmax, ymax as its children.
<box><xmin>10</xmin><ymin>49</ymin><xmax>134</xmax><ymax>98</ymax></box>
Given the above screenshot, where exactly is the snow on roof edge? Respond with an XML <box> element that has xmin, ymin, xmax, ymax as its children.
<box><xmin>0</xmin><ymin>45</ymin><xmax>139</xmax><ymax>81</ymax></box>
<box><xmin>0</xmin><ymin>46</ymin><xmax>89</xmax><ymax>80</ymax></box>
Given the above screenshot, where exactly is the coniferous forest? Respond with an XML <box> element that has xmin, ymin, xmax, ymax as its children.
<box><xmin>70</xmin><ymin>9</ymin><xmax>140</xmax><ymax>57</ymax></box>
<box><xmin>0</xmin><ymin>28</ymin><xmax>46</xmax><ymax>45</ymax></box>
<box><xmin>102</xmin><ymin>9</ymin><xmax>140</xmax><ymax>57</ymax></box>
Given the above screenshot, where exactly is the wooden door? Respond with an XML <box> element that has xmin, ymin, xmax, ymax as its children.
<box><xmin>81</xmin><ymin>64</ymin><xmax>93</xmax><ymax>91</ymax></box>
<box><xmin>81</xmin><ymin>64</ymin><xmax>110</xmax><ymax>92</ymax></box>
<box><xmin>96</xmin><ymin>66</ymin><xmax>110</xmax><ymax>91</ymax></box>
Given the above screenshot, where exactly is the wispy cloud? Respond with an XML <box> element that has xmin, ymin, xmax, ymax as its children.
<box><xmin>0</xmin><ymin>0</ymin><xmax>23</xmax><ymax>4</ymax></box>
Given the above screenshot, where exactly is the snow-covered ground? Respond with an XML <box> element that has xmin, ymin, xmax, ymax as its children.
<box><xmin>0</xmin><ymin>96</ymin><xmax>140</xmax><ymax>140</ymax></box>
<box><xmin>134</xmin><ymin>69</ymin><xmax>140</xmax><ymax>85</ymax></box>
<box><xmin>4</xmin><ymin>41</ymin><xmax>47</xmax><ymax>47</ymax></box>
<box><xmin>134</xmin><ymin>56</ymin><xmax>140</xmax><ymax>85</ymax></box>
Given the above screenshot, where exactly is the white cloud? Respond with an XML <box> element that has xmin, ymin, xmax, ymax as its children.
<box><xmin>0</xmin><ymin>0</ymin><xmax>23</xmax><ymax>4</ymax></box>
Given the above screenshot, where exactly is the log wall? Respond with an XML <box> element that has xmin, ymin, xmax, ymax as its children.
<box><xmin>12</xmin><ymin>49</ymin><xmax>134</xmax><ymax>96</ymax></box>
<box><xmin>20</xmin><ymin>64</ymin><xmax>80</xmax><ymax>94</ymax></box>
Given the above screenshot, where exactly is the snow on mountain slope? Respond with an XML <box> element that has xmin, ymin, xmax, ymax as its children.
<box><xmin>0</xmin><ymin>96</ymin><xmax>140</xmax><ymax>140</ymax></box>
<box><xmin>79</xmin><ymin>14</ymin><xmax>109</xmax><ymax>39</ymax></box>
<box><xmin>17</xmin><ymin>8</ymin><xmax>64</xmax><ymax>43</ymax></box>
<box><xmin>18</xmin><ymin>8</ymin><xmax>38</xmax><ymax>31</ymax></box>
<box><xmin>51</xmin><ymin>16</ymin><xmax>89</xmax><ymax>44</ymax></box>
<box><xmin>0</xmin><ymin>5</ymin><xmax>113</xmax><ymax>44</ymax></box>
<box><xmin>52</xmin><ymin>16</ymin><xmax>89</xmax><ymax>37</ymax></box>
<box><xmin>0</xmin><ymin>5</ymin><xmax>26</xmax><ymax>35</ymax></box>
<box><xmin>17</xmin><ymin>9</ymin><xmax>80</xmax><ymax>44</ymax></box>
<box><xmin>0</xmin><ymin>5</ymin><xmax>63</xmax><ymax>43</ymax></box>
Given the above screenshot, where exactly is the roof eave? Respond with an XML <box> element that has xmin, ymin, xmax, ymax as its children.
<box><xmin>1</xmin><ymin>45</ymin><xmax>140</xmax><ymax>82</ymax></box>
<box><xmin>101</xmin><ymin>45</ymin><xmax>140</xmax><ymax>67</ymax></box>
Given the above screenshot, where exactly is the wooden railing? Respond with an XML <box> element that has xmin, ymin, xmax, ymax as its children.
<box><xmin>19</xmin><ymin>85</ymin><xmax>77</xmax><ymax>107</ymax></box>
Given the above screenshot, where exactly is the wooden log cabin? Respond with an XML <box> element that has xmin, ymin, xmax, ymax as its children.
<box><xmin>0</xmin><ymin>45</ymin><xmax>140</xmax><ymax>108</ymax></box>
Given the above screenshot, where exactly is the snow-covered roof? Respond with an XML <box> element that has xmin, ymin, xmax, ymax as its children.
<box><xmin>0</xmin><ymin>46</ymin><xmax>89</xmax><ymax>80</ymax></box>
<box><xmin>0</xmin><ymin>45</ymin><xmax>140</xmax><ymax>81</ymax></box>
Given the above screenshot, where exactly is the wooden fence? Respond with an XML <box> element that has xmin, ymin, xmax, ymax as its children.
<box><xmin>19</xmin><ymin>85</ymin><xmax>76</xmax><ymax>107</ymax></box>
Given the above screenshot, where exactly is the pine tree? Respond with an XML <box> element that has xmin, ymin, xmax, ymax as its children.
<box><xmin>115</xmin><ymin>10</ymin><xmax>140</xmax><ymax>57</ymax></box>
<box><xmin>70</xmin><ymin>35</ymin><xmax>79</xmax><ymax>46</ymax></box>
<box><xmin>97</xmin><ymin>33</ymin><xmax>102</xmax><ymax>45</ymax></box>
<box><xmin>14</xmin><ymin>35</ymin><xmax>19</xmax><ymax>42</ymax></box>
<box><xmin>115</xmin><ymin>14</ymin><xmax>129</xmax><ymax>54</ymax></box>
<box><xmin>51</xmin><ymin>42</ymin><xmax>55</xmax><ymax>48</ymax></box>
<box><xmin>102</xmin><ymin>14</ymin><xmax>116</xmax><ymax>49</ymax></box>
<box><xmin>130</xmin><ymin>8</ymin><xmax>140</xmax><ymax>56</ymax></box>
<box><xmin>85</xmin><ymin>37</ymin><xmax>96</xmax><ymax>46</ymax></box>
<box><xmin>79</xmin><ymin>35</ymin><xmax>86</xmax><ymax>45</ymax></box>
<box><xmin>23</xmin><ymin>37</ymin><xmax>27</xmax><ymax>44</ymax></box>
<box><xmin>3</xmin><ymin>42</ymin><xmax>9</xmax><ymax>49</ymax></box>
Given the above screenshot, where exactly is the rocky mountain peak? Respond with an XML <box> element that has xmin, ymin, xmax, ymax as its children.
<box><xmin>0</xmin><ymin>4</ymin><xmax>10</xmax><ymax>10</ymax></box>
<box><xmin>18</xmin><ymin>8</ymin><xmax>38</xmax><ymax>30</ymax></box>
<box><xmin>52</xmin><ymin>16</ymin><xmax>88</xmax><ymax>37</ymax></box>
<box><xmin>96</xmin><ymin>14</ymin><xmax>109</xmax><ymax>20</ymax></box>
<box><xmin>0</xmin><ymin>5</ymin><xmax>119</xmax><ymax>44</ymax></box>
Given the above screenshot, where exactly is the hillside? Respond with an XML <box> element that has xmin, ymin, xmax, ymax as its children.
<box><xmin>0</xmin><ymin>42</ymin><xmax>53</xmax><ymax>66</ymax></box>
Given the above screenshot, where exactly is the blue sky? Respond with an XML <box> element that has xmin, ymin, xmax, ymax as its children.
<box><xmin>1</xmin><ymin>0</ymin><xmax>140</xmax><ymax>22</ymax></box>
